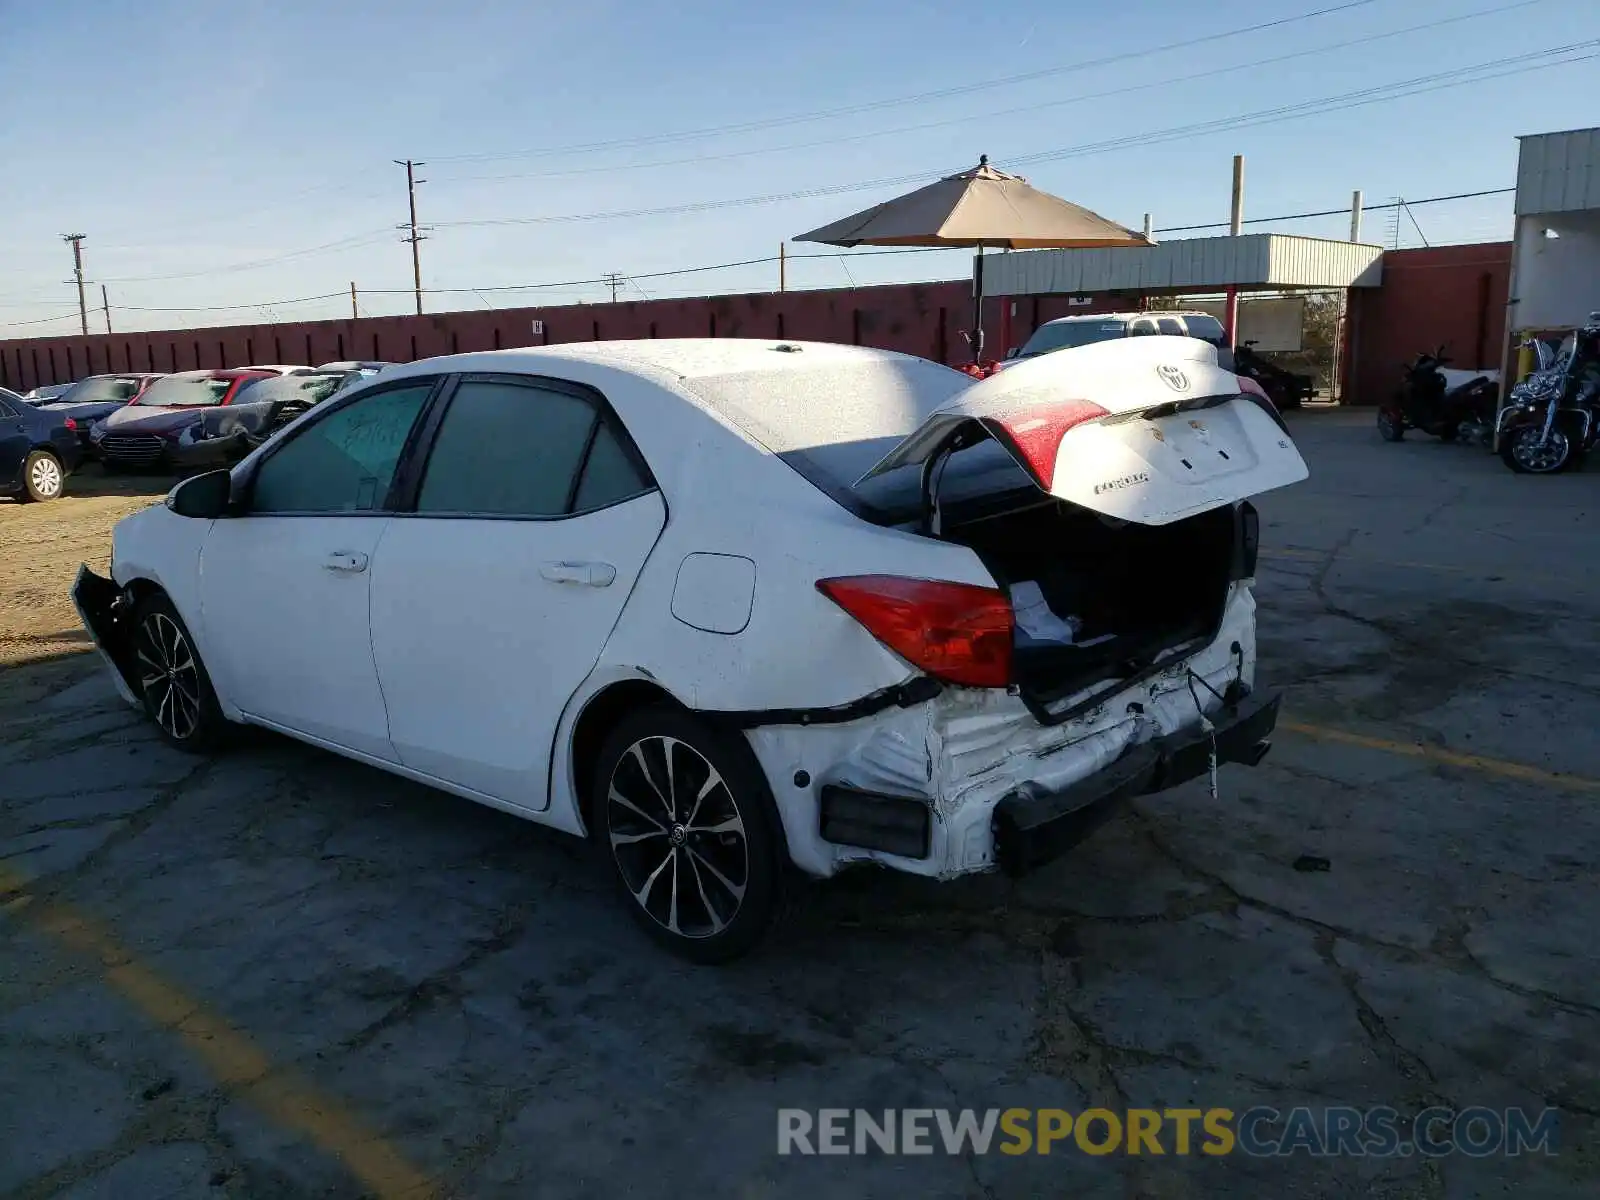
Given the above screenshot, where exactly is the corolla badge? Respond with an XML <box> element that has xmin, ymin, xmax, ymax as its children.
<box><xmin>1157</xmin><ymin>363</ymin><xmax>1191</xmax><ymax>392</ymax></box>
<box><xmin>1093</xmin><ymin>471</ymin><xmax>1150</xmax><ymax>495</ymax></box>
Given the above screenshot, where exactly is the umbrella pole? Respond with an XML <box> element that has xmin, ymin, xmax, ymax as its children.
<box><xmin>971</xmin><ymin>244</ymin><xmax>986</xmax><ymax>364</ymax></box>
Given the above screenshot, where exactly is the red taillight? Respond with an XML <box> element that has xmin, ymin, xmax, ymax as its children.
<box><xmin>64</xmin><ymin>417</ymin><xmax>77</xmax><ymax>430</ymax></box>
<box><xmin>1234</xmin><ymin>375</ymin><xmax>1289</xmax><ymax>434</ymax></box>
<box><xmin>816</xmin><ymin>575</ymin><xmax>1014</xmax><ymax>688</ymax></box>
<box><xmin>982</xmin><ymin>398</ymin><xmax>1108</xmax><ymax>491</ymax></box>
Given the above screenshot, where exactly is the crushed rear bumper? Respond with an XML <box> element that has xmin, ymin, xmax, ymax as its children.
<box><xmin>992</xmin><ymin>690</ymin><xmax>1280</xmax><ymax>875</ymax></box>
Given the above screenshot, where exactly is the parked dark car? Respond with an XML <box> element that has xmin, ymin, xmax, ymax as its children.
<box><xmin>41</xmin><ymin>373</ymin><xmax>164</xmax><ymax>457</ymax></box>
<box><xmin>185</xmin><ymin>369</ymin><xmax>368</xmax><ymax>461</ymax></box>
<box><xmin>1</xmin><ymin>389</ymin><xmax>82</xmax><ymax>501</ymax></box>
<box><xmin>90</xmin><ymin>369</ymin><xmax>275</xmax><ymax>470</ymax></box>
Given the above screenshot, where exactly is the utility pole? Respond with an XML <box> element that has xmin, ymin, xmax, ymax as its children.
<box><xmin>779</xmin><ymin>243</ymin><xmax>787</xmax><ymax>292</ymax></box>
<box><xmin>1223</xmin><ymin>155</ymin><xmax>1244</xmax><ymax>350</ymax></box>
<box><xmin>350</xmin><ymin>281</ymin><xmax>359</xmax><ymax>319</ymax></box>
<box><xmin>62</xmin><ymin>234</ymin><xmax>88</xmax><ymax>335</ymax></box>
<box><xmin>394</xmin><ymin>160</ymin><xmax>428</xmax><ymax>315</ymax></box>
<box><xmin>1349</xmin><ymin>190</ymin><xmax>1363</xmax><ymax>243</ymax></box>
<box><xmin>101</xmin><ymin>284</ymin><xmax>112</xmax><ymax>335</ymax></box>
<box><xmin>601</xmin><ymin>273</ymin><xmax>625</xmax><ymax>304</ymax></box>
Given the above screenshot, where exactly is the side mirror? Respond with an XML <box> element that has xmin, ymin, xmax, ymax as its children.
<box><xmin>165</xmin><ymin>469</ymin><xmax>233</xmax><ymax>519</ymax></box>
<box><xmin>1004</xmin><ymin>347</ymin><xmax>1021</xmax><ymax>359</ymax></box>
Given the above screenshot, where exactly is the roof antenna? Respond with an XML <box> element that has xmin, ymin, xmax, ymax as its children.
<box><xmin>978</xmin><ymin>154</ymin><xmax>988</xmax><ymax>167</ymax></box>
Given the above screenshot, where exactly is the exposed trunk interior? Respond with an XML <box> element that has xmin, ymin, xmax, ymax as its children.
<box><xmin>938</xmin><ymin>495</ymin><xmax>1239</xmax><ymax>706</ymax></box>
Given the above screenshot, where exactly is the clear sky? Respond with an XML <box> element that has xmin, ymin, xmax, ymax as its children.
<box><xmin>2</xmin><ymin>0</ymin><xmax>1597</xmax><ymax>334</ymax></box>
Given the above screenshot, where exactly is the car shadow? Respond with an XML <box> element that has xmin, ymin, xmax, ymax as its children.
<box><xmin>66</xmin><ymin>465</ymin><xmax>188</xmax><ymax>499</ymax></box>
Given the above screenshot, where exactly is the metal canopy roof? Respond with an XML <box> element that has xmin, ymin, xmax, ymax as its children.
<box><xmin>981</xmin><ymin>233</ymin><xmax>1384</xmax><ymax>296</ymax></box>
<box><xmin>1515</xmin><ymin>126</ymin><xmax>1600</xmax><ymax>216</ymax></box>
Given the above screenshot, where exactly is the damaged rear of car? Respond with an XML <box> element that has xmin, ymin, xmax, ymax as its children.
<box><xmin>732</xmin><ymin>335</ymin><xmax>1306</xmax><ymax>880</ymax></box>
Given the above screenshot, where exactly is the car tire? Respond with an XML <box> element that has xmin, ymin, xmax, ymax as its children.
<box><xmin>1377</xmin><ymin>408</ymin><xmax>1404</xmax><ymax>442</ymax></box>
<box><xmin>591</xmin><ymin>706</ymin><xmax>786</xmax><ymax>964</ymax></box>
<box><xmin>130</xmin><ymin>592</ymin><xmax>230</xmax><ymax>753</ymax></box>
<box><xmin>20</xmin><ymin>450</ymin><xmax>65</xmax><ymax>502</ymax></box>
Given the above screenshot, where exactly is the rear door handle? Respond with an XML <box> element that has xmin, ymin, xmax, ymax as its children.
<box><xmin>539</xmin><ymin>560</ymin><xmax>616</xmax><ymax>587</ymax></box>
<box><xmin>323</xmin><ymin>550</ymin><xmax>369</xmax><ymax>573</ymax></box>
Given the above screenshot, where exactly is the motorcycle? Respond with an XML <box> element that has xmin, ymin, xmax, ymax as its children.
<box><xmin>1495</xmin><ymin>315</ymin><xmax>1600</xmax><ymax>475</ymax></box>
<box><xmin>1377</xmin><ymin>347</ymin><xmax>1499</xmax><ymax>444</ymax></box>
<box><xmin>1230</xmin><ymin>341</ymin><xmax>1313</xmax><ymax>411</ymax></box>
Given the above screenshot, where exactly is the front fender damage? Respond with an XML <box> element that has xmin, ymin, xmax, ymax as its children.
<box><xmin>71</xmin><ymin>565</ymin><xmax>142</xmax><ymax>709</ymax></box>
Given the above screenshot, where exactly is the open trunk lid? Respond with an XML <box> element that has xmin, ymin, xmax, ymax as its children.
<box><xmin>857</xmin><ymin>335</ymin><xmax>1308</xmax><ymax>526</ymax></box>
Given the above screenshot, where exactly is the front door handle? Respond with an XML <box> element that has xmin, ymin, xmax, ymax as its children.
<box><xmin>539</xmin><ymin>560</ymin><xmax>616</xmax><ymax>587</ymax></box>
<box><xmin>323</xmin><ymin>550</ymin><xmax>369</xmax><ymax>573</ymax></box>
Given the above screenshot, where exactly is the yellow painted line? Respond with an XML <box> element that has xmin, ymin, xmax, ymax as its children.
<box><xmin>1280</xmin><ymin>719</ymin><xmax>1600</xmax><ymax>794</ymax></box>
<box><xmin>0</xmin><ymin>866</ymin><xmax>437</xmax><ymax>1200</ymax></box>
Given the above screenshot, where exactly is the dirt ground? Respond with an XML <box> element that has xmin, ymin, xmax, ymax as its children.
<box><xmin>0</xmin><ymin>467</ymin><xmax>174</xmax><ymax>708</ymax></box>
<box><xmin>3</xmin><ymin>412</ymin><xmax>1600</xmax><ymax>1198</ymax></box>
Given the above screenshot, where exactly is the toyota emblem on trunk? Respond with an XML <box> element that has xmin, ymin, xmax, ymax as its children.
<box><xmin>1157</xmin><ymin>364</ymin><xmax>1191</xmax><ymax>392</ymax></box>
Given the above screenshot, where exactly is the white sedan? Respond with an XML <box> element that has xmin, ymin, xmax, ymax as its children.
<box><xmin>73</xmin><ymin>336</ymin><xmax>1306</xmax><ymax>961</ymax></box>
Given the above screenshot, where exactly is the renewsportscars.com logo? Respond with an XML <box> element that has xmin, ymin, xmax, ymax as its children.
<box><xmin>777</xmin><ymin>1107</ymin><xmax>1560</xmax><ymax>1158</ymax></box>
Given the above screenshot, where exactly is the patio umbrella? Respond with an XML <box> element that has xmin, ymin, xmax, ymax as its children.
<box><xmin>794</xmin><ymin>155</ymin><xmax>1152</xmax><ymax>362</ymax></box>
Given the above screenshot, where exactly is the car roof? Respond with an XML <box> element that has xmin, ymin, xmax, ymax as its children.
<box><xmin>385</xmin><ymin>338</ymin><xmax>945</xmax><ymax>388</ymax></box>
<box><xmin>377</xmin><ymin>339</ymin><xmax>974</xmax><ymax>500</ymax></box>
<box><xmin>160</xmin><ymin>368</ymin><xmax>265</xmax><ymax>382</ymax></box>
<box><xmin>1039</xmin><ymin>310</ymin><xmax>1219</xmax><ymax>326</ymax></box>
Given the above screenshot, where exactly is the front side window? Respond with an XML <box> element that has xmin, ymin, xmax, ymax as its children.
<box><xmin>1129</xmin><ymin>319</ymin><xmax>1159</xmax><ymax>336</ymax></box>
<box><xmin>1157</xmin><ymin>317</ymin><xmax>1185</xmax><ymax>337</ymax></box>
<box><xmin>250</xmin><ymin>382</ymin><xmax>433</xmax><ymax>514</ymax></box>
<box><xmin>417</xmin><ymin>380</ymin><xmax>609</xmax><ymax>517</ymax></box>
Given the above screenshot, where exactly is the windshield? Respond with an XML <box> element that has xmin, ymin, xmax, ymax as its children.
<box><xmin>134</xmin><ymin>375</ymin><xmax>234</xmax><ymax>407</ymax></box>
<box><xmin>1020</xmin><ymin>320</ymin><xmax>1128</xmax><ymax>357</ymax></box>
<box><xmin>60</xmin><ymin>376</ymin><xmax>146</xmax><ymax>405</ymax></box>
<box><xmin>236</xmin><ymin>374</ymin><xmax>350</xmax><ymax>407</ymax></box>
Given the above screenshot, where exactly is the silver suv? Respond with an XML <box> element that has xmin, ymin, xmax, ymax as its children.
<box><xmin>1005</xmin><ymin>310</ymin><xmax>1231</xmax><ymax>366</ymax></box>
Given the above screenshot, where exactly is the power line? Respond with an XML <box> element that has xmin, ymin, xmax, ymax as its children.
<box><xmin>425</xmin><ymin>0</ymin><xmax>1387</xmax><ymax>164</ymax></box>
<box><xmin>0</xmin><ymin>182</ymin><xmax>1527</xmax><ymax>329</ymax></box>
<box><xmin>432</xmin><ymin>0</ymin><xmax>1547</xmax><ymax>186</ymax></box>
<box><xmin>1153</xmin><ymin>187</ymin><xmax>1514</xmax><ymax>234</ymax></box>
<box><xmin>425</xmin><ymin>43</ymin><xmax>1595</xmax><ymax>231</ymax></box>
<box><xmin>95</xmin><ymin>230</ymin><xmax>396</xmax><ymax>285</ymax></box>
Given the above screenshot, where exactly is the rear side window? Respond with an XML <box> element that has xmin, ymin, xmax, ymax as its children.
<box><xmin>1129</xmin><ymin>319</ymin><xmax>1159</xmax><ymax>336</ymax></box>
<box><xmin>251</xmin><ymin>383</ymin><xmax>433</xmax><ymax>514</ymax></box>
<box><xmin>572</xmin><ymin>421</ymin><xmax>651</xmax><ymax>512</ymax></box>
<box><xmin>0</xmin><ymin>396</ymin><xmax>19</xmax><ymax>417</ymax></box>
<box><xmin>416</xmin><ymin>378</ymin><xmax>651</xmax><ymax>518</ymax></box>
<box><xmin>1157</xmin><ymin>318</ymin><xmax>1185</xmax><ymax>336</ymax></box>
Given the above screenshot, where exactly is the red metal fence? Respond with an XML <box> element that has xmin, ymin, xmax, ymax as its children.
<box><xmin>2</xmin><ymin>245</ymin><xmax>1515</xmax><ymax>403</ymax></box>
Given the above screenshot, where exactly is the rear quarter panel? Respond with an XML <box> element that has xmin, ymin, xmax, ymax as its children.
<box><xmin>544</xmin><ymin>367</ymin><xmax>1000</xmax><ymax>833</ymax></box>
